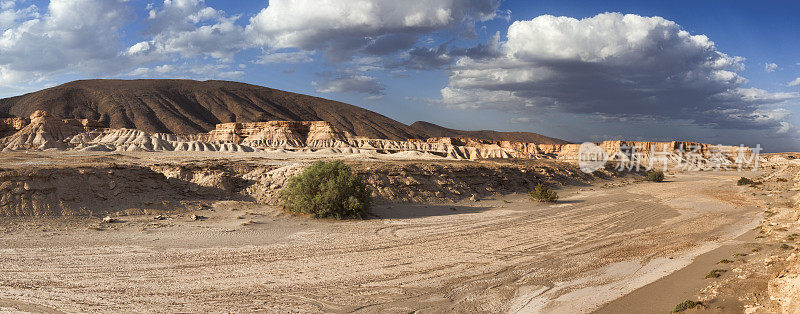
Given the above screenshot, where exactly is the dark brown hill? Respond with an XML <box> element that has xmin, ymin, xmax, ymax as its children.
<box><xmin>410</xmin><ymin>121</ymin><xmax>570</xmax><ymax>144</ymax></box>
<box><xmin>0</xmin><ymin>79</ymin><xmax>425</xmax><ymax>140</ymax></box>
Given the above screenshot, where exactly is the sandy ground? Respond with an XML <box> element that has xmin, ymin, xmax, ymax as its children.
<box><xmin>0</xmin><ymin>169</ymin><xmax>765</xmax><ymax>313</ymax></box>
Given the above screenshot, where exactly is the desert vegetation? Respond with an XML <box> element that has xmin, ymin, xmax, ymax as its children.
<box><xmin>737</xmin><ymin>177</ymin><xmax>755</xmax><ymax>186</ymax></box>
<box><xmin>529</xmin><ymin>183</ymin><xmax>558</xmax><ymax>203</ymax></box>
<box><xmin>645</xmin><ymin>170</ymin><xmax>665</xmax><ymax>182</ymax></box>
<box><xmin>279</xmin><ymin>160</ymin><xmax>371</xmax><ymax>219</ymax></box>
<box><xmin>672</xmin><ymin>300</ymin><xmax>703</xmax><ymax>312</ymax></box>
<box><xmin>705</xmin><ymin>269</ymin><xmax>727</xmax><ymax>279</ymax></box>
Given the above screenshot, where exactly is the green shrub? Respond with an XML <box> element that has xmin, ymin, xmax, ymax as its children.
<box><xmin>530</xmin><ymin>183</ymin><xmax>558</xmax><ymax>203</ymax></box>
<box><xmin>645</xmin><ymin>170</ymin><xmax>665</xmax><ymax>182</ymax></box>
<box><xmin>672</xmin><ymin>300</ymin><xmax>703</xmax><ymax>312</ymax></box>
<box><xmin>279</xmin><ymin>160</ymin><xmax>371</xmax><ymax>219</ymax></box>
<box><xmin>705</xmin><ymin>269</ymin><xmax>727</xmax><ymax>279</ymax></box>
<box><xmin>737</xmin><ymin>177</ymin><xmax>754</xmax><ymax>186</ymax></box>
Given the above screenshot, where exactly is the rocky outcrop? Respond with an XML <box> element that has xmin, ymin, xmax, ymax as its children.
<box><xmin>0</xmin><ymin>165</ymin><xmax>223</xmax><ymax>216</ymax></box>
<box><xmin>0</xmin><ymin>116</ymin><xmax>29</xmax><ymax>138</ymax></box>
<box><xmin>69</xmin><ymin>128</ymin><xmax>255</xmax><ymax>153</ymax></box>
<box><xmin>0</xmin><ymin>111</ymin><xmax>758</xmax><ymax>165</ymax></box>
<box><xmin>207</xmin><ymin>121</ymin><xmax>352</xmax><ymax>148</ymax></box>
<box><xmin>0</xmin><ymin>110</ymin><xmax>104</xmax><ymax>150</ymax></box>
<box><xmin>766</xmin><ymin>158</ymin><xmax>800</xmax><ymax>313</ymax></box>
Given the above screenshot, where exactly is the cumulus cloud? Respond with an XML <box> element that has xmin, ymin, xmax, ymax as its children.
<box><xmin>313</xmin><ymin>75</ymin><xmax>386</xmax><ymax>95</ymax></box>
<box><xmin>441</xmin><ymin>12</ymin><xmax>797</xmax><ymax>132</ymax></box>
<box><xmin>127</xmin><ymin>0</ymin><xmax>245</xmax><ymax>61</ymax></box>
<box><xmin>246</xmin><ymin>0</ymin><xmax>500</xmax><ymax>61</ymax></box>
<box><xmin>789</xmin><ymin>77</ymin><xmax>800</xmax><ymax>87</ymax></box>
<box><xmin>765</xmin><ymin>62</ymin><xmax>778</xmax><ymax>72</ymax></box>
<box><xmin>0</xmin><ymin>0</ymin><xmax>133</xmax><ymax>85</ymax></box>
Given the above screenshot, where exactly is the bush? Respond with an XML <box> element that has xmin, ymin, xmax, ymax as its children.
<box><xmin>672</xmin><ymin>300</ymin><xmax>703</xmax><ymax>312</ymax></box>
<box><xmin>705</xmin><ymin>269</ymin><xmax>726</xmax><ymax>279</ymax></box>
<box><xmin>737</xmin><ymin>177</ymin><xmax>754</xmax><ymax>186</ymax></box>
<box><xmin>645</xmin><ymin>170</ymin><xmax>665</xmax><ymax>182</ymax></box>
<box><xmin>279</xmin><ymin>160</ymin><xmax>371</xmax><ymax>219</ymax></box>
<box><xmin>530</xmin><ymin>183</ymin><xmax>558</xmax><ymax>203</ymax></box>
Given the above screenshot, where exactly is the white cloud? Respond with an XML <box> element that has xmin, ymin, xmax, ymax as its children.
<box><xmin>776</xmin><ymin>121</ymin><xmax>793</xmax><ymax>134</ymax></box>
<box><xmin>765</xmin><ymin>62</ymin><xmax>778</xmax><ymax>72</ymax></box>
<box><xmin>246</xmin><ymin>0</ymin><xmax>500</xmax><ymax>61</ymax></box>
<box><xmin>127</xmin><ymin>63</ymin><xmax>244</xmax><ymax>80</ymax></box>
<box><xmin>0</xmin><ymin>0</ymin><xmax>133</xmax><ymax>85</ymax></box>
<box><xmin>254</xmin><ymin>51</ymin><xmax>314</xmax><ymax>64</ymax></box>
<box><xmin>133</xmin><ymin>0</ymin><xmax>245</xmax><ymax>60</ymax></box>
<box><xmin>313</xmin><ymin>75</ymin><xmax>385</xmax><ymax>95</ymax></box>
<box><xmin>0</xmin><ymin>1</ymin><xmax>38</xmax><ymax>29</ymax></box>
<box><xmin>441</xmin><ymin>12</ymin><xmax>796</xmax><ymax>132</ymax></box>
<box><xmin>125</xmin><ymin>41</ymin><xmax>152</xmax><ymax>56</ymax></box>
<box><xmin>789</xmin><ymin>77</ymin><xmax>800</xmax><ymax>87</ymax></box>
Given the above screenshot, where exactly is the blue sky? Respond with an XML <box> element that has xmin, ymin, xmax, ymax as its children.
<box><xmin>1</xmin><ymin>0</ymin><xmax>798</xmax><ymax>151</ymax></box>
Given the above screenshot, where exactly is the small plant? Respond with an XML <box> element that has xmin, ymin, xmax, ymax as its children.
<box><xmin>737</xmin><ymin>177</ymin><xmax>754</xmax><ymax>186</ymax></box>
<box><xmin>777</xmin><ymin>178</ymin><xmax>788</xmax><ymax>182</ymax></box>
<box><xmin>280</xmin><ymin>160</ymin><xmax>371</xmax><ymax>219</ymax></box>
<box><xmin>705</xmin><ymin>269</ymin><xmax>727</xmax><ymax>279</ymax></box>
<box><xmin>717</xmin><ymin>259</ymin><xmax>733</xmax><ymax>264</ymax></box>
<box><xmin>672</xmin><ymin>300</ymin><xmax>703</xmax><ymax>312</ymax></box>
<box><xmin>733</xmin><ymin>253</ymin><xmax>748</xmax><ymax>257</ymax></box>
<box><xmin>529</xmin><ymin>183</ymin><xmax>558</xmax><ymax>203</ymax></box>
<box><xmin>781</xmin><ymin>244</ymin><xmax>792</xmax><ymax>250</ymax></box>
<box><xmin>645</xmin><ymin>170</ymin><xmax>665</xmax><ymax>182</ymax></box>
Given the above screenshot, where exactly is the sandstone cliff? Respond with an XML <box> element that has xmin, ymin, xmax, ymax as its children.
<box><xmin>0</xmin><ymin>110</ymin><xmax>104</xmax><ymax>150</ymax></box>
<box><xmin>0</xmin><ymin>111</ymin><xmax>756</xmax><ymax>166</ymax></box>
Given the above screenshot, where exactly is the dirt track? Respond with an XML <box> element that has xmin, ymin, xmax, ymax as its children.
<box><xmin>0</xmin><ymin>171</ymin><xmax>761</xmax><ymax>313</ymax></box>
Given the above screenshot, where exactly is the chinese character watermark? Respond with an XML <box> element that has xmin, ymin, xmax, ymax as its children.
<box><xmin>577</xmin><ymin>142</ymin><xmax>762</xmax><ymax>174</ymax></box>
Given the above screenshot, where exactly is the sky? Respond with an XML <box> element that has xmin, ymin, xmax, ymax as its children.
<box><xmin>0</xmin><ymin>0</ymin><xmax>798</xmax><ymax>152</ymax></box>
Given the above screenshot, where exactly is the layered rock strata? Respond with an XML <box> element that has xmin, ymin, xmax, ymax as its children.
<box><xmin>0</xmin><ymin>111</ymin><xmax>757</xmax><ymax>163</ymax></box>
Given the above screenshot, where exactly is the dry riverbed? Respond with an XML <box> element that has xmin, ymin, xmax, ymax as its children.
<box><xmin>0</xmin><ymin>169</ymin><xmax>767</xmax><ymax>313</ymax></box>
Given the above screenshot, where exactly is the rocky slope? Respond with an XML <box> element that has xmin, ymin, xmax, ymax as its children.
<box><xmin>0</xmin><ymin>79</ymin><xmax>425</xmax><ymax>140</ymax></box>
<box><xmin>410</xmin><ymin>121</ymin><xmax>570</xmax><ymax>144</ymax></box>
